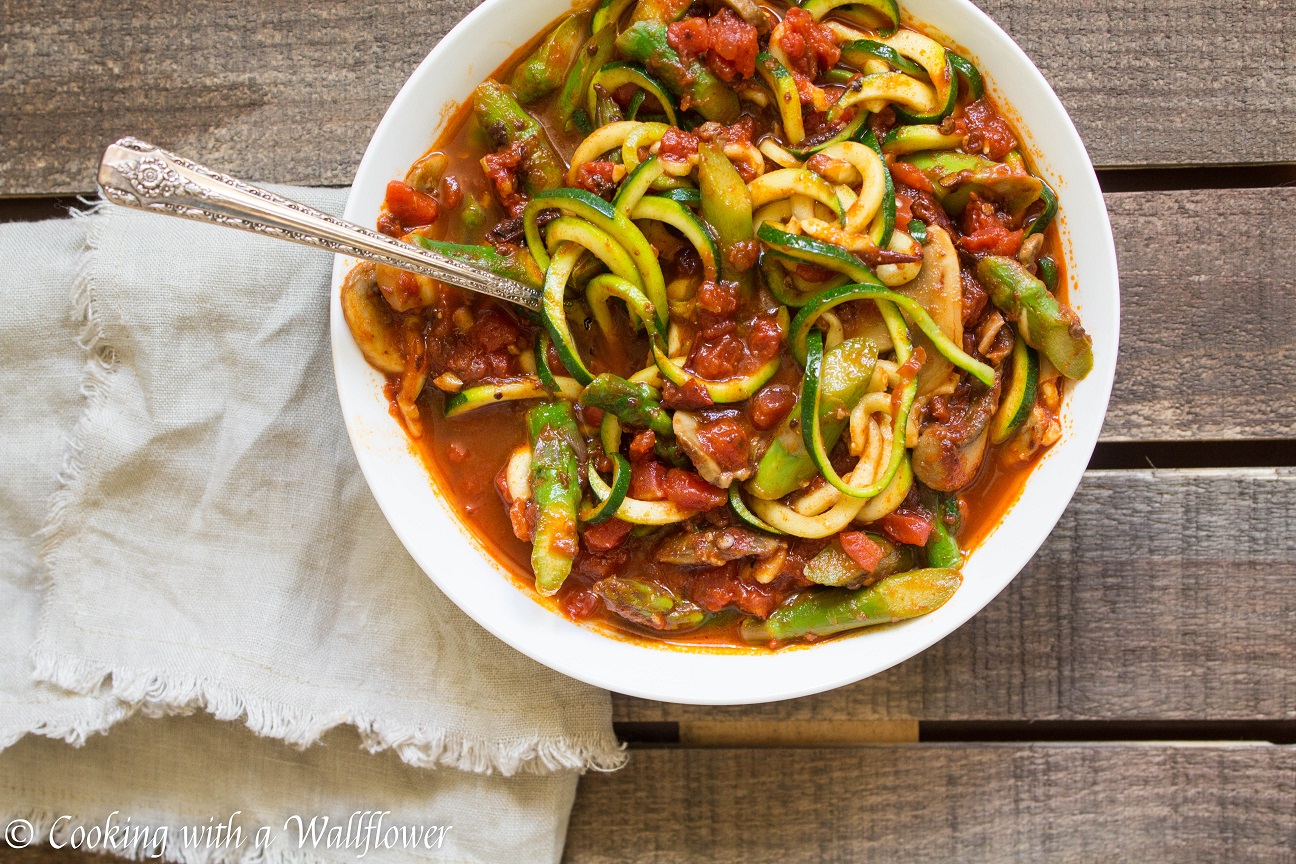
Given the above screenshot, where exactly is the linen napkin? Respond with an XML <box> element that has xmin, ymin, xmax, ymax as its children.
<box><xmin>0</xmin><ymin>191</ymin><xmax>623</xmax><ymax>864</ymax></box>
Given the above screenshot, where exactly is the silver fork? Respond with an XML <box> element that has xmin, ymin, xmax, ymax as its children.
<box><xmin>97</xmin><ymin>137</ymin><xmax>542</xmax><ymax>311</ymax></box>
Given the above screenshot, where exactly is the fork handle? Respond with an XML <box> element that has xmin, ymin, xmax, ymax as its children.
<box><xmin>96</xmin><ymin>137</ymin><xmax>543</xmax><ymax>311</ymax></box>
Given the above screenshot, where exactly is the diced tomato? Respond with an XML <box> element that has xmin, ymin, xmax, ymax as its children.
<box><xmin>705</xmin><ymin>9</ymin><xmax>759</xmax><ymax>82</ymax></box>
<box><xmin>481</xmin><ymin>142</ymin><xmax>528</xmax><ymax>216</ymax></box>
<box><xmin>878</xmin><ymin>511</ymin><xmax>934</xmax><ymax>546</ymax></box>
<box><xmin>959</xmin><ymin>193</ymin><xmax>1024</xmax><ymax>257</ymax></box>
<box><xmin>384</xmin><ymin>180</ymin><xmax>440</xmax><ymax>229</ymax></box>
<box><xmin>663</xmin><ymin>469</ymin><xmax>728</xmax><ymax>511</ymax></box>
<box><xmin>574</xmin><ymin>160</ymin><xmax>621</xmax><ymax>199</ymax></box>
<box><xmin>839</xmin><ymin>532</ymin><xmax>886</xmax><ymax>573</ymax></box>
<box><xmin>507</xmin><ymin>499</ymin><xmax>535</xmax><ymax>542</ymax></box>
<box><xmin>961</xmin><ymin>99</ymin><xmax>1018</xmax><ymax>160</ymax></box>
<box><xmin>661</xmin><ymin>378</ymin><xmax>715</xmax><ymax>410</ymax></box>
<box><xmin>667</xmin><ymin>17</ymin><xmax>712</xmax><ymax>64</ymax></box>
<box><xmin>746</xmin><ymin>311</ymin><xmax>785</xmax><ymax>362</ymax></box>
<box><xmin>582</xmin><ymin>518</ymin><xmax>634</xmax><ymax>553</ymax></box>
<box><xmin>629</xmin><ymin>430</ymin><xmax>657</xmax><ymax>462</ymax></box>
<box><xmin>469</xmin><ymin>307</ymin><xmax>522</xmax><ymax>352</ymax></box>
<box><xmin>749</xmin><ymin>384</ymin><xmax>796</xmax><ymax>431</ymax></box>
<box><xmin>777</xmin><ymin>8</ymin><xmax>841</xmax><ymax>78</ymax></box>
<box><xmin>690</xmin><ymin>564</ymin><xmax>786</xmax><ymax>618</ymax></box>
<box><xmin>580</xmin><ymin>405</ymin><xmax>606</xmax><ymax>428</ymax></box>
<box><xmin>560</xmin><ymin>588</ymin><xmax>602</xmax><ymax>620</ymax></box>
<box><xmin>659</xmin><ymin>127</ymin><xmax>701</xmax><ymax>167</ymax></box>
<box><xmin>696</xmin><ymin>279</ymin><xmax>740</xmax><ymax>316</ymax></box>
<box><xmin>691</xmin><ymin>333</ymin><xmax>743</xmax><ymax>379</ymax></box>
<box><xmin>630</xmin><ymin>460</ymin><xmax>669</xmax><ymax>501</ymax></box>
<box><xmin>693</xmin><ymin>417</ymin><xmax>750</xmax><ymax>472</ymax></box>
<box><xmin>889</xmin><ymin>162</ymin><xmax>934</xmax><ymax>193</ymax></box>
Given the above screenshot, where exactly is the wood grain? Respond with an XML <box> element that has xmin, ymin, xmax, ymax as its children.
<box><xmin>1104</xmin><ymin>188</ymin><xmax>1296</xmax><ymax>441</ymax></box>
<box><xmin>565</xmin><ymin>745</ymin><xmax>1296</xmax><ymax>863</ymax></box>
<box><xmin>3</xmin><ymin>0</ymin><xmax>1295</xmax><ymax>194</ymax></box>
<box><xmin>616</xmin><ymin>467</ymin><xmax>1296</xmax><ymax>723</ymax></box>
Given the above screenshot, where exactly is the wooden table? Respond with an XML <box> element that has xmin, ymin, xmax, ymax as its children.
<box><xmin>4</xmin><ymin>1</ymin><xmax>1294</xmax><ymax>860</ymax></box>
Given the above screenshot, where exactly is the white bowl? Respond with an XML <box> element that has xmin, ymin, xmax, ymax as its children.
<box><xmin>330</xmin><ymin>0</ymin><xmax>1120</xmax><ymax>705</ymax></box>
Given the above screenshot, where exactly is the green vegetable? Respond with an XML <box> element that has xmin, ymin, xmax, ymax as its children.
<box><xmin>802</xmin><ymin>329</ymin><xmax>882</xmax><ymax>498</ymax></box>
<box><xmin>856</xmin><ymin>129</ymin><xmax>896</xmax><ymax>247</ymax></box>
<box><xmin>592</xmin><ymin>0</ymin><xmax>636</xmax><ymax>32</ymax></box>
<box><xmin>1024</xmin><ymin>180</ymin><xmax>1059</xmax><ymax>237</ymax></box>
<box><xmin>756</xmin><ymin>222</ymin><xmax>872</xmax><ymax>285</ymax></box>
<box><xmin>976</xmin><ymin>256</ymin><xmax>1093</xmax><ymax>380</ymax></box>
<box><xmin>749</xmin><ymin>335</ymin><xmax>877</xmax><ymax>500</ymax></box>
<box><xmin>581</xmin><ymin>374</ymin><xmax>673</xmax><ymax>437</ymax></box>
<box><xmin>699</xmin><ymin>142</ymin><xmax>755</xmax><ymax>292</ymax></box>
<box><xmin>581</xmin><ymin>453</ymin><xmax>631</xmax><ymax>524</ymax></box>
<box><xmin>839</xmin><ymin>39</ymin><xmax>924</xmax><ymax>77</ymax></box>
<box><xmin>741</xmin><ymin>568</ymin><xmax>962</xmax><ymax>642</ymax></box>
<box><xmin>921</xmin><ymin>486</ymin><xmax>963</xmax><ymax>569</ymax></box>
<box><xmin>410</xmin><ymin>236</ymin><xmax>544</xmax><ymax>289</ymax></box>
<box><xmin>803</xmin><ymin>535</ymin><xmax>915</xmax><ymax>587</ymax></box>
<box><xmin>471</xmin><ymin>81</ymin><xmax>565</xmax><ymax>195</ymax></box>
<box><xmin>616</xmin><ymin>22</ymin><xmax>741</xmax><ymax>123</ymax></box>
<box><xmin>901</xmin><ymin>150</ymin><xmax>1043</xmax><ymax>215</ymax></box>
<box><xmin>990</xmin><ymin>334</ymin><xmax>1039</xmax><ymax>444</ymax></box>
<box><xmin>556</xmin><ymin>23</ymin><xmax>618</xmax><ymax>132</ymax></box>
<box><xmin>882</xmin><ymin>124</ymin><xmax>964</xmax><ymax>156</ymax></box>
<box><xmin>729</xmin><ymin>485</ymin><xmax>785</xmax><ymax>534</ymax></box>
<box><xmin>590</xmin><ymin>62</ymin><xmax>679</xmax><ymax>127</ymax></box>
<box><xmin>594</xmin><ymin>577</ymin><xmax>708</xmax><ymax>632</ymax></box>
<box><xmin>948</xmin><ymin>52</ymin><xmax>984</xmax><ymax>100</ymax></box>
<box><xmin>446</xmin><ymin>377</ymin><xmax>571</xmax><ymax>418</ymax></box>
<box><xmin>756</xmin><ymin>53</ymin><xmax>804</xmax><ymax>144</ymax></box>
<box><xmin>510</xmin><ymin>14</ymin><xmax>586</xmax><ymax>105</ymax></box>
<box><xmin>1037</xmin><ymin>256</ymin><xmax>1059</xmax><ymax>292</ymax></box>
<box><xmin>527</xmin><ymin>402</ymin><xmax>584</xmax><ymax>596</ymax></box>
<box><xmin>800</xmin><ymin>0</ymin><xmax>899</xmax><ymax>34</ymax></box>
<box><xmin>907</xmin><ymin>219</ymin><xmax>928</xmax><ymax>244</ymax></box>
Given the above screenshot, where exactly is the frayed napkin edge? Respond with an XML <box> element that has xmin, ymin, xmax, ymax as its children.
<box><xmin>28</xmin><ymin>648</ymin><xmax>627</xmax><ymax>776</ymax></box>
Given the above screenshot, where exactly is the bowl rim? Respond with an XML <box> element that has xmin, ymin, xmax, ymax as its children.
<box><xmin>330</xmin><ymin>0</ymin><xmax>1120</xmax><ymax>705</ymax></box>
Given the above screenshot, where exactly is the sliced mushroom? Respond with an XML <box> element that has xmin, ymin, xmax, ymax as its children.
<box><xmin>913</xmin><ymin>380</ymin><xmax>1001</xmax><ymax>492</ymax></box>
<box><xmin>897</xmin><ymin>226</ymin><xmax>963</xmax><ymax>396</ymax></box>
<box><xmin>672</xmin><ymin>411</ymin><xmax>755</xmax><ymax>488</ymax></box>
<box><xmin>339</xmin><ymin>263</ymin><xmax>405</xmax><ymax>375</ymax></box>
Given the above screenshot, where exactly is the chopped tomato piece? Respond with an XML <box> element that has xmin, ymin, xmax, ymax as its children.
<box><xmin>878</xmin><ymin>511</ymin><xmax>934</xmax><ymax>546</ymax></box>
<box><xmin>574</xmin><ymin>160</ymin><xmax>621</xmax><ymax>199</ymax></box>
<box><xmin>839</xmin><ymin>532</ymin><xmax>886</xmax><ymax>573</ymax></box>
<box><xmin>560</xmin><ymin>588</ymin><xmax>602</xmax><ymax>620</ymax></box>
<box><xmin>705</xmin><ymin>9</ymin><xmax>759</xmax><ymax>82</ymax></box>
<box><xmin>690</xmin><ymin>564</ymin><xmax>786</xmax><ymax>618</ymax></box>
<box><xmin>384</xmin><ymin>180</ymin><xmax>440</xmax><ymax>229</ymax></box>
<box><xmin>959</xmin><ymin>193</ymin><xmax>1024</xmax><ymax>257</ymax></box>
<box><xmin>582</xmin><ymin>518</ymin><xmax>634</xmax><ymax>553</ymax></box>
<box><xmin>630</xmin><ymin>460</ymin><xmax>669</xmax><ymax>501</ymax></box>
<box><xmin>889</xmin><ymin>162</ymin><xmax>934</xmax><ymax>193</ymax></box>
<box><xmin>777</xmin><ymin>8</ymin><xmax>841</xmax><ymax>78</ymax></box>
<box><xmin>961</xmin><ymin>99</ymin><xmax>1018</xmax><ymax>160</ymax></box>
<box><xmin>749</xmin><ymin>384</ymin><xmax>796</xmax><ymax>431</ymax></box>
<box><xmin>667</xmin><ymin>17</ymin><xmax>711</xmax><ymax>64</ymax></box>
<box><xmin>629</xmin><ymin>430</ymin><xmax>657</xmax><ymax>462</ymax></box>
<box><xmin>663</xmin><ymin>469</ymin><xmax>728</xmax><ymax>511</ymax></box>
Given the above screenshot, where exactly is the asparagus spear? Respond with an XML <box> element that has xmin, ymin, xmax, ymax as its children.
<box><xmin>803</xmin><ymin>535</ymin><xmax>916</xmax><ymax>587</ymax></box>
<box><xmin>509</xmin><ymin>14</ymin><xmax>587</xmax><ymax>105</ymax></box>
<box><xmin>580</xmin><ymin>374</ymin><xmax>674</xmax><ymax>437</ymax></box>
<box><xmin>975</xmin><ymin>256</ymin><xmax>1093</xmax><ymax>380</ymax></box>
<box><xmin>616</xmin><ymin>22</ymin><xmax>740</xmax><ymax>123</ymax></box>
<box><xmin>410</xmin><ymin>236</ymin><xmax>544</xmax><ymax>289</ymax></box>
<box><xmin>594</xmin><ymin>577</ymin><xmax>708</xmax><ymax>632</ymax></box>
<box><xmin>527</xmin><ymin>402</ymin><xmax>584</xmax><ymax>596</ymax></box>
<box><xmin>741</xmin><ymin>569</ymin><xmax>962</xmax><ymax>642</ymax></box>
<box><xmin>472</xmin><ymin>81</ymin><xmax>566</xmax><ymax>196</ymax></box>
<box><xmin>921</xmin><ymin>486</ymin><xmax>963</xmax><ymax>569</ymax></box>
<box><xmin>628</xmin><ymin>0</ymin><xmax>692</xmax><ymax>24</ymax></box>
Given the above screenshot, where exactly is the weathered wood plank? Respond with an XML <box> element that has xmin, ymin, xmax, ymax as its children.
<box><xmin>3</xmin><ymin>0</ymin><xmax>1294</xmax><ymax>194</ymax></box>
<box><xmin>616</xmin><ymin>467</ymin><xmax>1296</xmax><ymax>723</ymax></box>
<box><xmin>1105</xmin><ymin>188</ymin><xmax>1296</xmax><ymax>441</ymax></box>
<box><xmin>565</xmin><ymin>745</ymin><xmax>1296</xmax><ymax>863</ymax></box>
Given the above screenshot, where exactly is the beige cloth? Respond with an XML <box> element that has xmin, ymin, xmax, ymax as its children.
<box><xmin>0</xmin><ymin>194</ymin><xmax>622</xmax><ymax>863</ymax></box>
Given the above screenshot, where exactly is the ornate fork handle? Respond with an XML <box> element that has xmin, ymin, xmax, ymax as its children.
<box><xmin>96</xmin><ymin>137</ymin><xmax>542</xmax><ymax>310</ymax></box>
